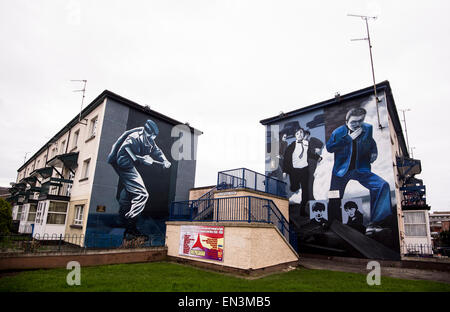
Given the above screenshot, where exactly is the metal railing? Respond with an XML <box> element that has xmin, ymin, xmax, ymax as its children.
<box><xmin>401</xmin><ymin>243</ymin><xmax>435</xmax><ymax>257</ymax></box>
<box><xmin>0</xmin><ymin>233</ymin><xmax>165</xmax><ymax>254</ymax></box>
<box><xmin>217</xmin><ymin>168</ymin><xmax>287</xmax><ymax>198</ymax></box>
<box><xmin>193</xmin><ymin>186</ymin><xmax>217</xmax><ymax>221</ymax></box>
<box><xmin>39</xmin><ymin>177</ymin><xmax>73</xmax><ymax>198</ymax></box>
<box><xmin>170</xmin><ymin>196</ymin><xmax>297</xmax><ymax>252</ymax></box>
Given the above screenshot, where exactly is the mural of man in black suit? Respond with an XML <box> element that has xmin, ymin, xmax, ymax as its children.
<box><xmin>283</xmin><ymin>125</ymin><xmax>310</xmax><ymax>211</ymax></box>
<box><xmin>304</xmin><ymin>129</ymin><xmax>324</xmax><ymax>200</ymax></box>
<box><xmin>283</xmin><ymin>125</ymin><xmax>323</xmax><ymax>213</ymax></box>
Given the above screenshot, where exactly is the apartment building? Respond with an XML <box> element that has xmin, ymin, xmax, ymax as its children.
<box><xmin>260</xmin><ymin>81</ymin><xmax>431</xmax><ymax>259</ymax></box>
<box><xmin>7</xmin><ymin>90</ymin><xmax>201</xmax><ymax>247</ymax></box>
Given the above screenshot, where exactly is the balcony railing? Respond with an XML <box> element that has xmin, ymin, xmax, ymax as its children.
<box><xmin>217</xmin><ymin>168</ymin><xmax>287</xmax><ymax>198</ymax></box>
<box><xmin>39</xmin><ymin>177</ymin><xmax>73</xmax><ymax>200</ymax></box>
<box><xmin>170</xmin><ymin>196</ymin><xmax>297</xmax><ymax>251</ymax></box>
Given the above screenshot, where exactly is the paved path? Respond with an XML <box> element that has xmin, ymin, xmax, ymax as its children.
<box><xmin>299</xmin><ymin>257</ymin><xmax>450</xmax><ymax>284</ymax></box>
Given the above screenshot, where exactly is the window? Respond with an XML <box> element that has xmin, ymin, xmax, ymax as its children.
<box><xmin>36</xmin><ymin>202</ymin><xmax>46</xmax><ymax>225</ymax></box>
<box><xmin>51</xmin><ymin>145</ymin><xmax>58</xmax><ymax>157</ymax></box>
<box><xmin>60</xmin><ymin>140</ymin><xmax>66</xmax><ymax>154</ymax></box>
<box><xmin>88</xmin><ymin>116</ymin><xmax>98</xmax><ymax>138</ymax></box>
<box><xmin>72</xmin><ymin>130</ymin><xmax>80</xmax><ymax>149</ymax></box>
<box><xmin>20</xmin><ymin>206</ymin><xmax>26</xmax><ymax>221</ymax></box>
<box><xmin>73</xmin><ymin>205</ymin><xmax>84</xmax><ymax>226</ymax></box>
<box><xmin>16</xmin><ymin>206</ymin><xmax>23</xmax><ymax>221</ymax></box>
<box><xmin>27</xmin><ymin>204</ymin><xmax>37</xmax><ymax>222</ymax></box>
<box><xmin>46</xmin><ymin>201</ymin><xmax>68</xmax><ymax>225</ymax></box>
<box><xmin>36</xmin><ymin>159</ymin><xmax>40</xmax><ymax>168</ymax></box>
<box><xmin>404</xmin><ymin>211</ymin><xmax>427</xmax><ymax>237</ymax></box>
<box><xmin>81</xmin><ymin>158</ymin><xmax>91</xmax><ymax>180</ymax></box>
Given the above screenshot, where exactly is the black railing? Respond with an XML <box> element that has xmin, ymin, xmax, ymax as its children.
<box><xmin>170</xmin><ymin>196</ymin><xmax>297</xmax><ymax>252</ymax></box>
<box><xmin>217</xmin><ymin>168</ymin><xmax>287</xmax><ymax>198</ymax></box>
<box><xmin>401</xmin><ymin>243</ymin><xmax>435</xmax><ymax>257</ymax></box>
<box><xmin>39</xmin><ymin>177</ymin><xmax>73</xmax><ymax>199</ymax></box>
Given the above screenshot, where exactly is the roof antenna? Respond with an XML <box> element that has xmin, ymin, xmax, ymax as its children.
<box><xmin>399</xmin><ymin>108</ymin><xmax>411</xmax><ymax>157</ymax></box>
<box><xmin>71</xmin><ymin>79</ymin><xmax>88</xmax><ymax>125</ymax></box>
<box><xmin>348</xmin><ymin>14</ymin><xmax>383</xmax><ymax>130</ymax></box>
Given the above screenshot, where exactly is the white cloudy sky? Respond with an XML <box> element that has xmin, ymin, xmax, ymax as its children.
<box><xmin>1</xmin><ymin>0</ymin><xmax>449</xmax><ymax>212</ymax></box>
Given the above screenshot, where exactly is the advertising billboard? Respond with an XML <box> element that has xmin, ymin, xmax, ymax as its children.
<box><xmin>179</xmin><ymin>225</ymin><xmax>224</xmax><ymax>261</ymax></box>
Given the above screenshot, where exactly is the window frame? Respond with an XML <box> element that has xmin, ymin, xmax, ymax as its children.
<box><xmin>404</xmin><ymin>211</ymin><xmax>428</xmax><ymax>237</ymax></box>
<box><xmin>46</xmin><ymin>201</ymin><xmax>68</xmax><ymax>225</ymax></box>
<box><xmin>73</xmin><ymin>204</ymin><xmax>84</xmax><ymax>226</ymax></box>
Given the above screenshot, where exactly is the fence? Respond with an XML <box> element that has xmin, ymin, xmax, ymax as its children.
<box><xmin>170</xmin><ymin>196</ymin><xmax>297</xmax><ymax>252</ymax></box>
<box><xmin>0</xmin><ymin>232</ymin><xmax>165</xmax><ymax>254</ymax></box>
<box><xmin>217</xmin><ymin>168</ymin><xmax>287</xmax><ymax>198</ymax></box>
<box><xmin>400</xmin><ymin>243</ymin><xmax>436</xmax><ymax>257</ymax></box>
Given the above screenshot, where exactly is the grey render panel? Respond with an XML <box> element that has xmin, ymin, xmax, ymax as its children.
<box><xmin>89</xmin><ymin>98</ymin><xmax>130</xmax><ymax>215</ymax></box>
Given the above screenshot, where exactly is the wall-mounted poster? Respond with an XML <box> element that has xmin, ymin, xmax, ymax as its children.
<box><xmin>179</xmin><ymin>225</ymin><xmax>224</xmax><ymax>261</ymax></box>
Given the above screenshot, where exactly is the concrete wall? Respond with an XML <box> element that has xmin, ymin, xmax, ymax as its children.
<box><xmin>189</xmin><ymin>186</ymin><xmax>216</xmax><ymax>201</ymax></box>
<box><xmin>86</xmin><ymin>98</ymin><xmax>129</xmax><ymax>220</ymax></box>
<box><xmin>166</xmin><ymin>221</ymin><xmax>298</xmax><ymax>270</ymax></box>
<box><xmin>387</xmin><ymin>99</ymin><xmax>407</xmax><ymax>247</ymax></box>
<box><xmin>63</xmin><ymin>100</ymin><xmax>107</xmax><ymax>240</ymax></box>
<box><xmin>0</xmin><ymin>247</ymin><xmax>167</xmax><ymax>270</ymax></box>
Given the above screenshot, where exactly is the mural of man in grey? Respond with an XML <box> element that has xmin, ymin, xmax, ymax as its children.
<box><xmin>326</xmin><ymin>107</ymin><xmax>391</xmax><ymax>235</ymax></box>
<box><xmin>107</xmin><ymin>119</ymin><xmax>171</xmax><ymax>240</ymax></box>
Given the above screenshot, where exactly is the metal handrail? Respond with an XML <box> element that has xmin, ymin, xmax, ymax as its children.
<box><xmin>217</xmin><ymin>168</ymin><xmax>287</xmax><ymax>198</ymax></box>
<box><xmin>170</xmin><ymin>195</ymin><xmax>298</xmax><ymax>251</ymax></box>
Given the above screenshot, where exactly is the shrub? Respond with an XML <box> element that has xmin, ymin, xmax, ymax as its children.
<box><xmin>0</xmin><ymin>198</ymin><xmax>13</xmax><ymax>234</ymax></box>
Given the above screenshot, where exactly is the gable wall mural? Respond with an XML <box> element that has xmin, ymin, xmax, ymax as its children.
<box><xmin>85</xmin><ymin>99</ymin><xmax>197</xmax><ymax>247</ymax></box>
<box><xmin>265</xmin><ymin>92</ymin><xmax>400</xmax><ymax>259</ymax></box>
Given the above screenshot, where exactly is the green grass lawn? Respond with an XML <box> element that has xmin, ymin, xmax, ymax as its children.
<box><xmin>0</xmin><ymin>261</ymin><xmax>449</xmax><ymax>292</ymax></box>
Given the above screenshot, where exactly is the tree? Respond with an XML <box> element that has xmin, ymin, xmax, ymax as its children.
<box><xmin>438</xmin><ymin>230</ymin><xmax>450</xmax><ymax>247</ymax></box>
<box><xmin>0</xmin><ymin>198</ymin><xmax>12</xmax><ymax>234</ymax></box>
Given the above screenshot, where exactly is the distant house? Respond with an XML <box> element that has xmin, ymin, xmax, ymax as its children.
<box><xmin>0</xmin><ymin>186</ymin><xmax>9</xmax><ymax>199</ymax></box>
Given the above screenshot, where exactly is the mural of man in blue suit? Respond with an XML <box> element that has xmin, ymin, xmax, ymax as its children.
<box><xmin>107</xmin><ymin>119</ymin><xmax>171</xmax><ymax>240</ymax></box>
<box><xmin>326</xmin><ymin>107</ymin><xmax>391</xmax><ymax>235</ymax></box>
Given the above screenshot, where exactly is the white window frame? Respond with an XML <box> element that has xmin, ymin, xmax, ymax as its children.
<box><xmin>404</xmin><ymin>211</ymin><xmax>428</xmax><ymax>237</ymax></box>
<box><xmin>72</xmin><ymin>130</ymin><xmax>80</xmax><ymax>149</ymax></box>
<box><xmin>27</xmin><ymin>204</ymin><xmax>37</xmax><ymax>222</ymax></box>
<box><xmin>81</xmin><ymin>158</ymin><xmax>91</xmax><ymax>180</ymax></box>
<box><xmin>60</xmin><ymin>140</ymin><xmax>66</xmax><ymax>154</ymax></box>
<box><xmin>88</xmin><ymin>116</ymin><xmax>98</xmax><ymax>138</ymax></box>
<box><xmin>46</xmin><ymin>201</ymin><xmax>68</xmax><ymax>225</ymax></box>
<box><xmin>73</xmin><ymin>205</ymin><xmax>84</xmax><ymax>226</ymax></box>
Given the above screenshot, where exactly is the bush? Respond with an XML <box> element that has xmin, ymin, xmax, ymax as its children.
<box><xmin>438</xmin><ymin>230</ymin><xmax>450</xmax><ymax>247</ymax></box>
<box><xmin>0</xmin><ymin>198</ymin><xmax>13</xmax><ymax>234</ymax></box>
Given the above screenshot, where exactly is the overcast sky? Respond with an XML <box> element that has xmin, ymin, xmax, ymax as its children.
<box><xmin>1</xmin><ymin>0</ymin><xmax>449</xmax><ymax>212</ymax></box>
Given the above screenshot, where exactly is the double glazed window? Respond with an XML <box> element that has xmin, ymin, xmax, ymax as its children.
<box><xmin>404</xmin><ymin>211</ymin><xmax>428</xmax><ymax>237</ymax></box>
<box><xmin>46</xmin><ymin>202</ymin><xmax>68</xmax><ymax>225</ymax></box>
